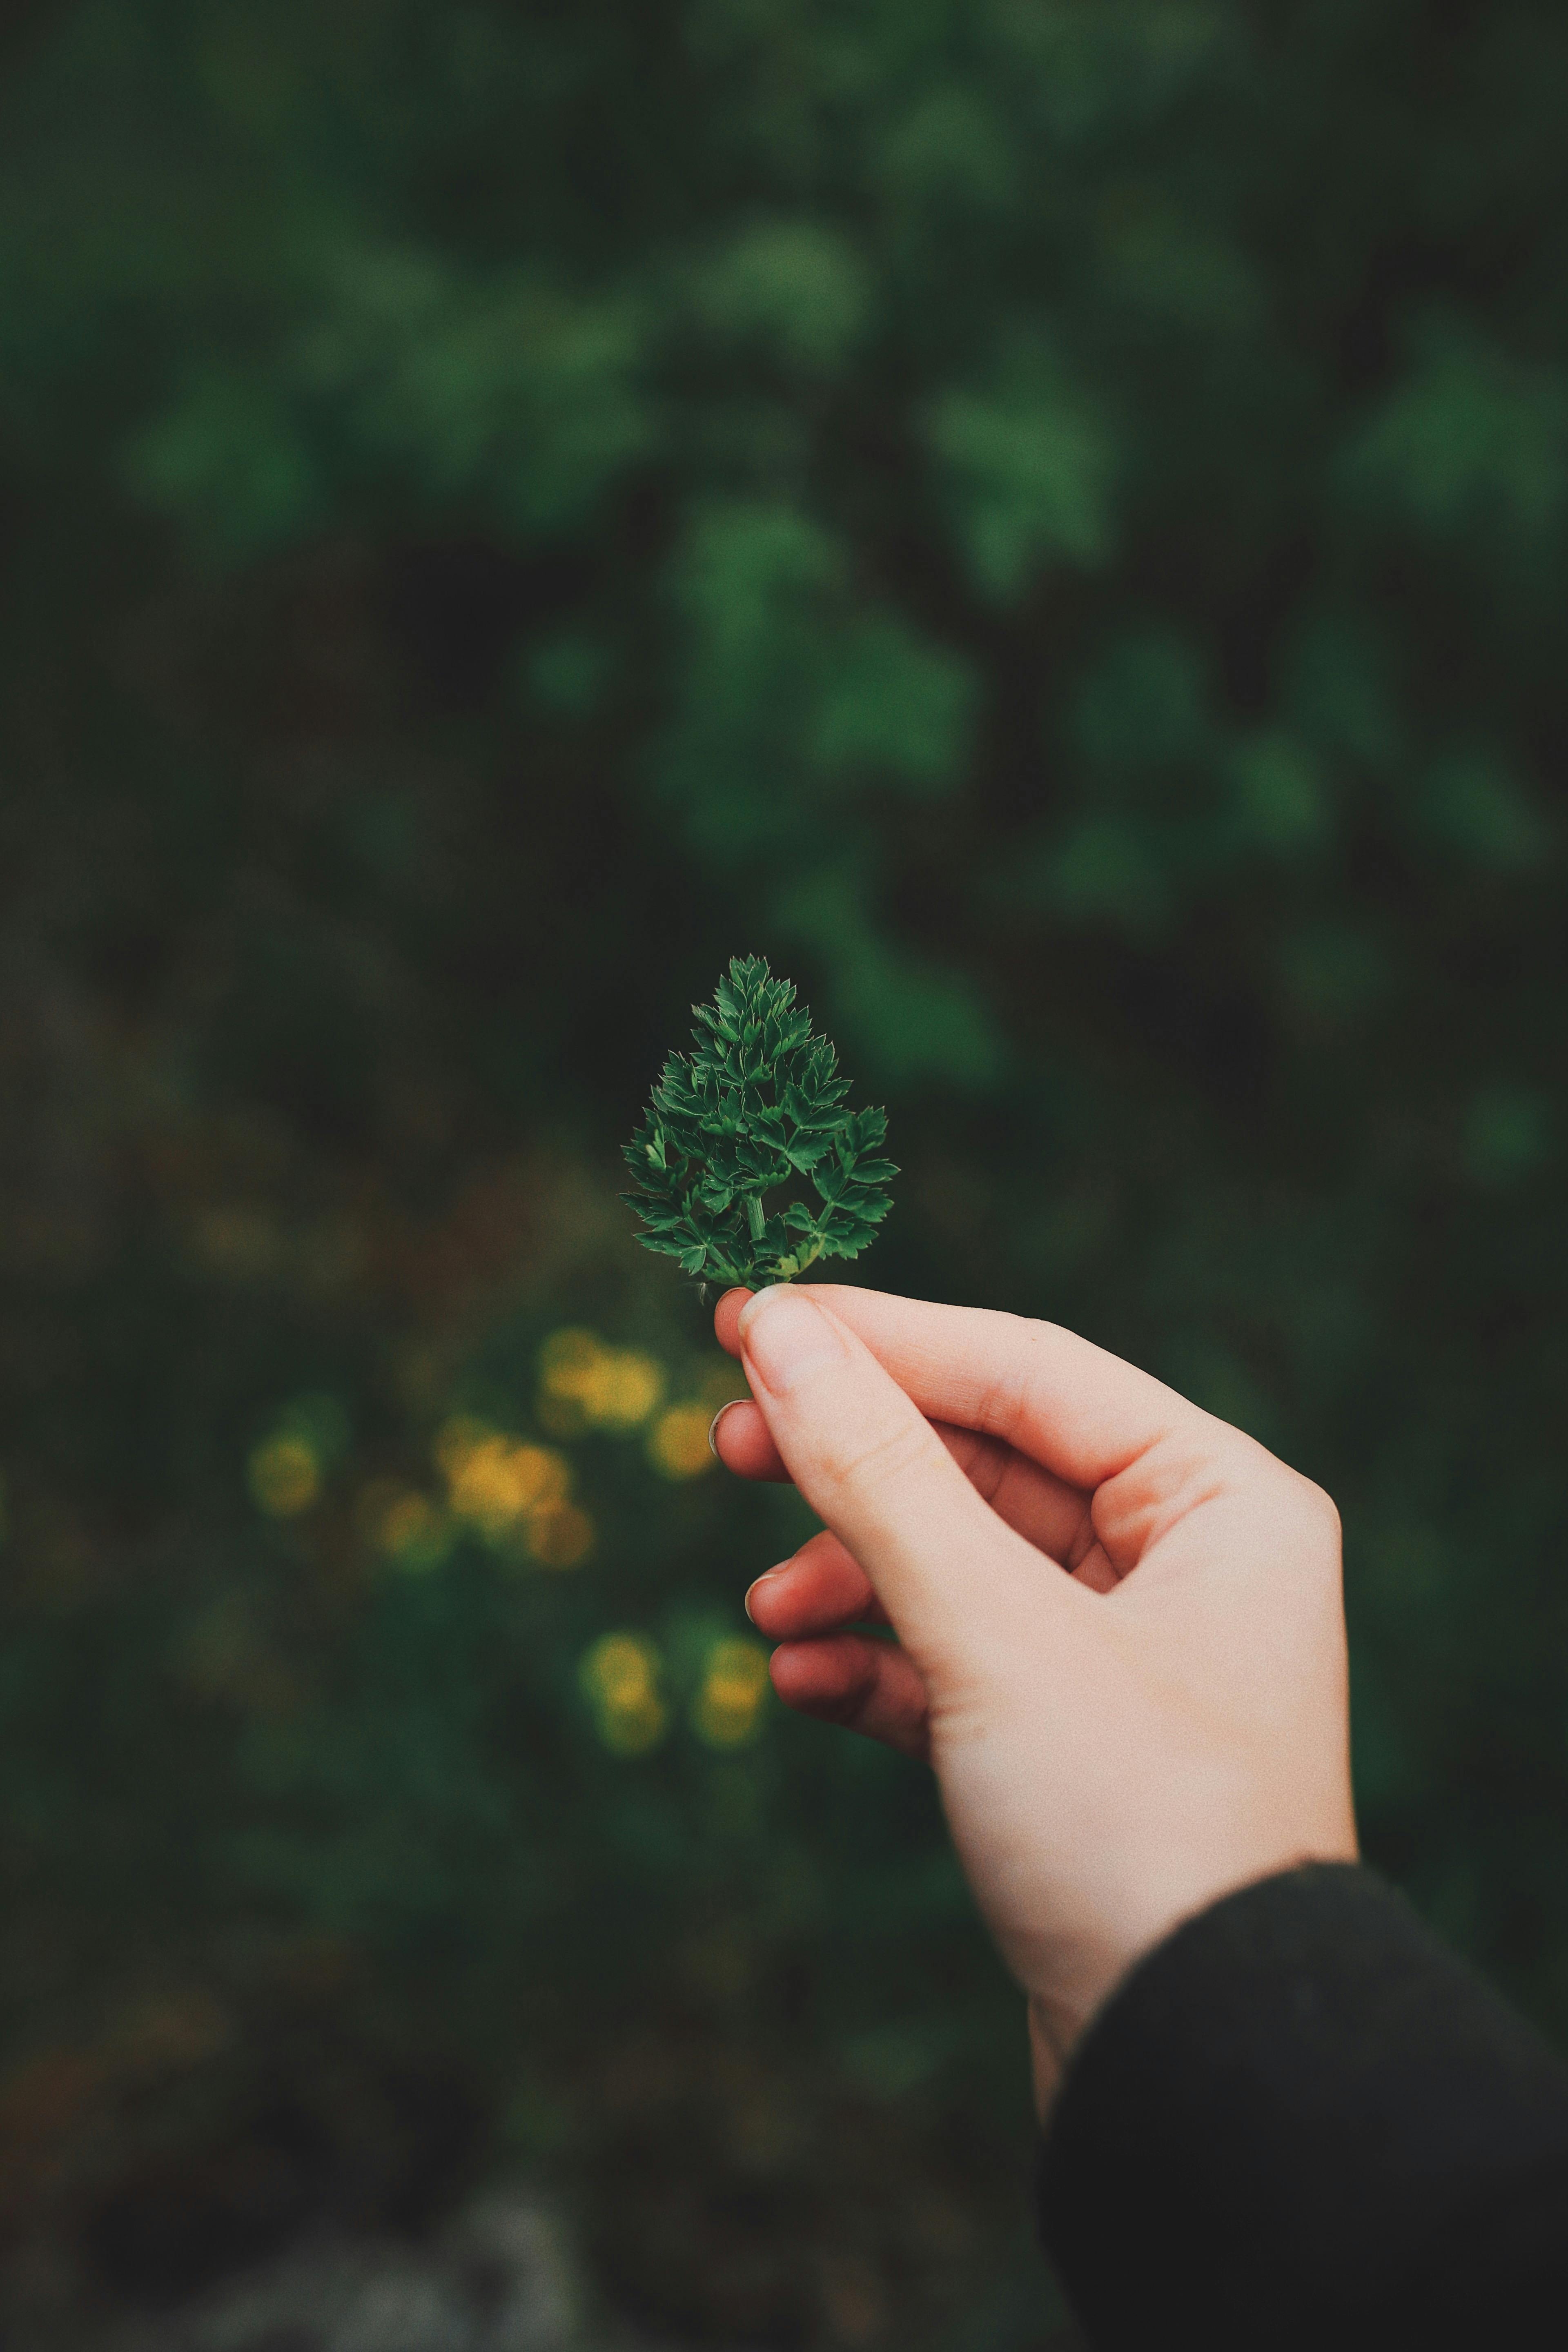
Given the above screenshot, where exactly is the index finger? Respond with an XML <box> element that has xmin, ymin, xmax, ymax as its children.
<box><xmin>712</xmin><ymin>1396</ymin><xmax>1100</xmax><ymax>1573</ymax></box>
<box><xmin>715</xmin><ymin>1284</ymin><xmax>1200</xmax><ymax>1492</ymax></box>
<box><xmin>732</xmin><ymin>1286</ymin><xmax>1070</xmax><ymax>1660</ymax></box>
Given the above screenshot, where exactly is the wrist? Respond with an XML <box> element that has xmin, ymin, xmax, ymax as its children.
<box><xmin>1025</xmin><ymin>1833</ymin><xmax>1361</xmax><ymax>2125</ymax></box>
<box><xmin>1028</xmin><ymin>1996</ymin><xmax>1078</xmax><ymax>2120</ymax></box>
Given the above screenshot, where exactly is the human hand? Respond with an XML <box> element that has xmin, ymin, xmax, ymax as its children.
<box><xmin>711</xmin><ymin>1285</ymin><xmax>1357</xmax><ymax>2114</ymax></box>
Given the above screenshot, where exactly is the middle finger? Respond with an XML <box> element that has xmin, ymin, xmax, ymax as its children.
<box><xmin>714</xmin><ymin>1398</ymin><xmax>1094</xmax><ymax>1567</ymax></box>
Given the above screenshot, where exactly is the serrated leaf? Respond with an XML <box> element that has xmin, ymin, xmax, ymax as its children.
<box><xmin>624</xmin><ymin>956</ymin><xmax>896</xmax><ymax>1288</ymax></box>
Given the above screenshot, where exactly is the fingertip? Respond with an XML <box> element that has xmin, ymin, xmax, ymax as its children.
<box><xmin>769</xmin><ymin>1635</ymin><xmax>931</xmax><ymax>1761</ymax></box>
<box><xmin>714</xmin><ymin>1287</ymin><xmax>753</xmax><ymax>1358</ymax></box>
<box><xmin>736</xmin><ymin>1285</ymin><xmax>845</xmax><ymax>1396</ymax></box>
<box><xmin>707</xmin><ymin>1397</ymin><xmax>743</xmax><ymax>1459</ymax></box>
<box><xmin>743</xmin><ymin>1561</ymin><xmax>792</xmax><ymax>1632</ymax></box>
<box><xmin>767</xmin><ymin>1635</ymin><xmax>862</xmax><ymax>1710</ymax></box>
<box><xmin>708</xmin><ymin>1396</ymin><xmax>792</xmax><ymax>1482</ymax></box>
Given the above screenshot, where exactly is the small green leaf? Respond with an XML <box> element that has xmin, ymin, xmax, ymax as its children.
<box><xmin>622</xmin><ymin>956</ymin><xmax>898</xmax><ymax>1289</ymax></box>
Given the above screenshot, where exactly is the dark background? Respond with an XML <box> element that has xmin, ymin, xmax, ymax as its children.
<box><xmin>1</xmin><ymin>3</ymin><xmax>1565</xmax><ymax>2345</ymax></box>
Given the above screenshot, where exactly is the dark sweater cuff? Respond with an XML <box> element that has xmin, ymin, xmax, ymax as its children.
<box><xmin>1038</xmin><ymin>1862</ymin><xmax>1568</xmax><ymax>2350</ymax></box>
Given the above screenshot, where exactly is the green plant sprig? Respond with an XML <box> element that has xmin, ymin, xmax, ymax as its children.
<box><xmin>622</xmin><ymin>956</ymin><xmax>897</xmax><ymax>1290</ymax></box>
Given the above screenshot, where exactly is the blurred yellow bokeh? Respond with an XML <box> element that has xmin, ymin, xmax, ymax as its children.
<box><xmin>431</xmin><ymin>1414</ymin><xmax>492</xmax><ymax>1480</ymax></box>
<box><xmin>539</xmin><ymin>1327</ymin><xmax>666</xmax><ymax>1433</ymax></box>
<box><xmin>692</xmin><ymin>1635</ymin><xmax>771</xmax><ymax>1748</ymax></box>
<box><xmin>647</xmin><ymin>1402</ymin><xmax>717</xmax><ymax>1480</ymax></box>
<box><xmin>437</xmin><ymin>1418</ymin><xmax>571</xmax><ymax>1540</ymax></box>
<box><xmin>526</xmin><ymin>1501</ymin><xmax>595</xmax><ymax>1570</ymax></box>
<box><xmin>248</xmin><ymin>1432</ymin><xmax>321</xmax><ymax>1517</ymax></box>
<box><xmin>580</xmin><ymin>1630</ymin><xmax>668</xmax><ymax>1755</ymax></box>
<box><xmin>375</xmin><ymin>1490</ymin><xmax>455</xmax><ymax>1572</ymax></box>
<box><xmin>698</xmin><ymin>1362</ymin><xmax>750</xmax><ymax>1411</ymax></box>
<box><xmin>355</xmin><ymin>1423</ymin><xmax>595</xmax><ymax>1577</ymax></box>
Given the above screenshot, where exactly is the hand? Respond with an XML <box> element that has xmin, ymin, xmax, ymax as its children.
<box><xmin>711</xmin><ymin>1284</ymin><xmax>1358</xmax><ymax>2114</ymax></box>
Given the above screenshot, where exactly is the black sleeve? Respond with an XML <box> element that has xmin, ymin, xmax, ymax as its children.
<box><xmin>1037</xmin><ymin>1863</ymin><xmax>1568</xmax><ymax>2350</ymax></box>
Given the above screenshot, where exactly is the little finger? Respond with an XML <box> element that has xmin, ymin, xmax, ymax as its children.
<box><xmin>746</xmin><ymin>1530</ymin><xmax>890</xmax><ymax>1637</ymax></box>
<box><xmin>769</xmin><ymin>1634</ymin><xmax>930</xmax><ymax>1762</ymax></box>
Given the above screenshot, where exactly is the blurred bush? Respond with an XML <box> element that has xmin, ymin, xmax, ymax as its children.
<box><xmin>0</xmin><ymin>1</ymin><xmax>1565</xmax><ymax>2342</ymax></box>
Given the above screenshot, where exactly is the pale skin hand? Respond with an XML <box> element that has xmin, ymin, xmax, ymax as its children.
<box><xmin>710</xmin><ymin>1284</ymin><xmax>1358</xmax><ymax>2117</ymax></box>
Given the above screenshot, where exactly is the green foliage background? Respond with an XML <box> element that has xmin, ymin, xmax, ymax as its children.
<box><xmin>0</xmin><ymin>2</ymin><xmax>1565</xmax><ymax>2341</ymax></box>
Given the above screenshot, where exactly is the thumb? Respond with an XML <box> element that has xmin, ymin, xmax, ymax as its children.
<box><xmin>737</xmin><ymin>1285</ymin><xmax>1063</xmax><ymax>1657</ymax></box>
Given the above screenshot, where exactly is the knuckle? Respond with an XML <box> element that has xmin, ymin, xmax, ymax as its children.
<box><xmin>948</xmin><ymin>1425</ymin><xmax>1009</xmax><ymax>1506</ymax></box>
<box><xmin>1249</xmin><ymin>1455</ymin><xmax>1343</xmax><ymax>1572</ymax></box>
<box><xmin>980</xmin><ymin>1313</ymin><xmax>1051</xmax><ymax>1444</ymax></box>
<box><xmin>1153</xmin><ymin>1426</ymin><xmax>1241</xmax><ymax>1512</ymax></box>
<box><xmin>1290</xmin><ymin>1470</ymin><xmax>1343</xmax><ymax>1550</ymax></box>
<box><xmin>818</xmin><ymin>1408</ymin><xmax>941</xmax><ymax>1501</ymax></box>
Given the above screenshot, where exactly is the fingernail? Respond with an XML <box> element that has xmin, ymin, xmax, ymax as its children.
<box><xmin>737</xmin><ymin>1286</ymin><xmax>843</xmax><ymax>1395</ymax></box>
<box><xmin>716</xmin><ymin>1287</ymin><xmax>752</xmax><ymax>1314</ymax></box>
<box><xmin>743</xmin><ymin>1562</ymin><xmax>788</xmax><ymax>1624</ymax></box>
<box><xmin>707</xmin><ymin>1399</ymin><xmax>745</xmax><ymax>1457</ymax></box>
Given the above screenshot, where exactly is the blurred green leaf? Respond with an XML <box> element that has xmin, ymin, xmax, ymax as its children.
<box><xmin>1417</xmin><ymin>750</ymin><xmax>1552</xmax><ymax>873</ymax></box>
<box><xmin>124</xmin><ymin>365</ymin><xmax>321</xmax><ymax>561</ymax></box>
<box><xmin>1343</xmin><ymin>323</ymin><xmax>1568</xmax><ymax>553</ymax></box>
<box><xmin>1227</xmin><ymin>732</ymin><xmax>1334</xmax><ymax>860</ymax></box>
<box><xmin>1072</xmin><ymin>630</ymin><xmax>1210</xmax><ymax>774</ymax></box>
<box><xmin>689</xmin><ymin>218</ymin><xmax>872</xmax><ymax>377</ymax></box>
<box><xmin>927</xmin><ymin>340</ymin><xmax>1116</xmax><ymax>601</ymax></box>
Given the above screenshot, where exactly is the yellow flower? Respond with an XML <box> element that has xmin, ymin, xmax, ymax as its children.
<box><xmin>695</xmin><ymin>1357</ymin><xmax>749</xmax><ymax>1406</ymax></box>
<box><xmin>436</xmin><ymin>1419</ymin><xmax>571</xmax><ymax>1541</ymax></box>
<box><xmin>646</xmin><ymin>1402</ymin><xmax>717</xmax><ymax>1481</ymax></box>
<box><xmin>539</xmin><ymin>1329</ymin><xmax>666</xmax><ymax>1432</ymax></box>
<box><xmin>692</xmin><ymin>1635</ymin><xmax>771</xmax><ymax>1748</ymax></box>
<box><xmin>526</xmin><ymin>1501</ymin><xmax>595</xmax><ymax>1570</ymax></box>
<box><xmin>580</xmin><ymin>1631</ymin><xmax>668</xmax><ymax>1754</ymax></box>
<box><xmin>375</xmin><ymin>1491</ymin><xmax>454</xmax><ymax>1572</ymax></box>
<box><xmin>248</xmin><ymin>1433</ymin><xmax>321</xmax><ymax>1518</ymax></box>
<box><xmin>432</xmin><ymin>1415</ymin><xmax>492</xmax><ymax>1480</ymax></box>
<box><xmin>539</xmin><ymin>1327</ymin><xmax>601</xmax><ymax>1392</ymax></box>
